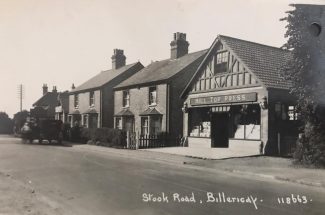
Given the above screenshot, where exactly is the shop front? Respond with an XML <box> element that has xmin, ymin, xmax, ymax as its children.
<box><xmin>184</xmin><ymin>89</ymin><xmax>267</xmax><ymax>155</ymax></box>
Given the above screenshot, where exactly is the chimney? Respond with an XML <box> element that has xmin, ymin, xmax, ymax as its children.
<box><xmin>71</xmin><ymin>83</ymin><xmax>75</xmax><ymax>90</ymax></box>
<box><xmin>111</xmin><ymin>49</ymin><xmax>126</xmax><ymax>69</ymax></box>
<box><xmin>170</xmin><ymin>32</ymin><xmax>189</xmax><ymax>59</ymax></box>
<box><xmin>42</xmin><ymin>84</ymin><xmax>48</xmax><ymax>95</ymax></box>
<box><xmin>52</xmin><ymin>86</ymin><xmax>57</xmax><ymax>93</ymax></box>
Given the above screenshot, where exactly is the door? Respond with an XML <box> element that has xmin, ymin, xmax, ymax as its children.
<box><xmin>211</xmin><ymin>113</ymin><xmax>229</xmax><ymax>148</ymax></box>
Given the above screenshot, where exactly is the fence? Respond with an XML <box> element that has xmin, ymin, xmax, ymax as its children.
<box><xmin>126</xmin><ymin>132</ymin><xmax>182</xmax><ymax>150</ymax></box>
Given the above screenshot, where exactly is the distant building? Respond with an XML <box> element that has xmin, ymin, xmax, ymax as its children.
<box><xmin>181</xmin><ymin>35</ymin><xmax>298</xmax><ymax>156</ymax></box>
<box><xmin>55</xmin><ymin>91</ymin><xmax>69</xmax><ymax>123</ymax></box>
<box><xmin>114</xmin><ymin>33</ymin><xmax>206</xmax><ymax>138</ymax></box>
<box><xmin>68</xmin><ymin>49</ymin><xmax>144</xmax><ymax>128</ymax></box>
<box><xmin>31</xmin><ymin>84</ymin><xmax>59</xmax><ymax>120</ymax></box>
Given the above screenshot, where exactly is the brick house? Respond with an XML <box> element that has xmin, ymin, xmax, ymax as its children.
<box><xmin>31</xmin><ymin>84</ymin><xmax>60</xmax><ymax>120</ymax></box>
<box><xmin>181</xmin><ymin>35</ymin><xmax>298</xmax><ymax>156</ymax></box>
<box><xmin>113</xmin><ymin>33</ymin><xmax>207</xmax><ymax>138</ymax></box>
<box><xmin>68</xmin><ymin>49</ymin><xmax>144</xmax><ymax>128</ymax></box>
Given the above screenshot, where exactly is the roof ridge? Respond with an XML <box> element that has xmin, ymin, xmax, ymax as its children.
<box><xmin>101</xmin><ymin>62</ymin><xmax>139</xmax><ymax>73</ymax></box>
<box><xmin>147</xmin><ymin>49</ymin><xmax>208</xmax><ymax>65</ymax></box>
<box><xmin>219</xmin><ymin>35</ymin><xmax>289</xmax><ymax>52</ymax></box>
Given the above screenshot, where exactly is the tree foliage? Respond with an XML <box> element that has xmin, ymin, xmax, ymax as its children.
<box><xmin>282</xmin><ymin>5</ymin><xmax>325</xmax><ymax>167</ymax></box>
<box><xmin>13</xmin><ymin>110</ymin><xmax>29</xmax><ymax>134</ymax></box>
<box><xmin>0</xmin><ymin>112</ymin><xmax>13</xmax><ymax>134</ymax></box>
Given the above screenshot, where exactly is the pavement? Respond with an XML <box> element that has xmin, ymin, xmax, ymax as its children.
<box><xmin>141</xmin><ymin>146</ymin><xmax>259</xmax><ymax>159</ymax></box>
<box><xmin>73</xmin><ymin>144</ymin><xmax>325</xmax><ymax>189</ymax></box>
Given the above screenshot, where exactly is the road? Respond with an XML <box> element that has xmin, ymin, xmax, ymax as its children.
<box><xmin>0</xmin><ymin>135</ymin><xmax>324</xmax><ymax>215</ymax></box>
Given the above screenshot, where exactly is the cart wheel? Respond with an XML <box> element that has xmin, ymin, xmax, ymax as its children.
<box><xmin>21</xmin><ymin>138</ymin><xmax>27</xmax><ymax>144</ymax></box>
<box><xmin>29</xmin><ymin>139</ymin><xmax>33</xmax><ymax>144</ymax></box>
<box><xmin>38</xmin><ymin>139</ymin><xmax>43</xmax><ymax>144</ymax></box>
<box><xmin>49</xmin><ymin>140</ymin><xmax>52</xmax><ymax>144</ymax></box>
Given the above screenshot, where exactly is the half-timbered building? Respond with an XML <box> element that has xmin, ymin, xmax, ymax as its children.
<box><xmin>181</xmin><ymin>35</ymin><xmax>298</xmax><ymax>156</ymax></box>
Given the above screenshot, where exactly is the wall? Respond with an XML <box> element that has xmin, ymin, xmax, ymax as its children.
<box><xmin>114</xmin><ymin>84</ymin><xmax>167</xmax><ymax>134</ymax></box>
<box><xmin>101</xmin><ymin>63</ymin><xmax>144</xmax><ymax>128</ymax></box>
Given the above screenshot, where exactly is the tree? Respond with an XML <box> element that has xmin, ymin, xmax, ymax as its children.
<box><xmin>281</xmin><ymin>4</ymin><xmax>325</xmax><ymax>167</ymax></box>
<box><xmin>13</xmin><ymin>110</ymin><xmax>29</xmax><ymax>134</ymax></box>
<box><xmin>0</xmin><ymin>112</ymin><xmax>13</xmax><ymax>134</ymax></box>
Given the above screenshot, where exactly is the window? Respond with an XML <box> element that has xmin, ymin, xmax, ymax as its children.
<box><xmin>122</xmin><ymin>90</ymin><xmax>130</xmax><ymax>107</ymax></box>
<box><xmin>150</xmin><ymin>116</ymin><xmax>162</xmax><ymax>135</ymax></box>
<box><xmin>288</xmin><ymin>106</ymin><xmax>299</xmax><ymax>120</ymax></box>
<box><xmin>141</xmin><ymin>117</ymin><xmax>149</xmax><ymax>135</ymax></box>
<box><xmin>83</xmin><ymin>115</ymin><xmax>88</xmax><ymax>127</ymax></box>
<box><xmin>89</xmin><ymin>91</ymin><xmax>95</xmax><ymax>106</ymax></box>
<box><xmin>149</xmin><ymin>86</ymin><xmax>157</xmax><ymax>105</ymax></box>
<box><xmin>74</xmin><ymin>94</ymin><xmax>79</xmax><ymax>108</ymax></box>
<box><xmin>115</xmin><ymin>117</ymin><xmax>122</xmax><ymax>129</ymax></box>
<box><xmin>214</xmin><ymin>51</ymin><xmax>228</xmax><ymax>74</ymax></box>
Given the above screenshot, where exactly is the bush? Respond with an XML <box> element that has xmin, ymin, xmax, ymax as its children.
<box><xmin>81</xmin><ymin>127</ymin><xmax>126</xmax><ymax>148</ymax></box>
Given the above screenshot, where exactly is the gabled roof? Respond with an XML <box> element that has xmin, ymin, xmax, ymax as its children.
<box><xmin>71</xmin><ymin>62</ymin><xmax>143</xmax><ymax>93</ymax></box>
<box><xmin>115</xmin><ymin>50</ymin><xmax>207</xmax><ymax>89</ymax></box>
<box><xmin>33</xmin><ymin>92</ymin><xmax>59</xmax><ymax>107</ymax></box>
<box><xmin>219</xmin><ymin>35</ymin><xmax>291</xmax><ymax>89</ymax></box>
<box><xmin>182</xmin><ymin>35</ymin><xmax>292</xmax><ymax>97</ymax></box>
<box><xmin>114</xmin><ymin>109</ymin><xmax>134</xmax><ymax>116</ymax></box>
<box><xmin>140</xmin><ymin>107</ymin><xmax>162</xmax><ymax>116</ymax></box>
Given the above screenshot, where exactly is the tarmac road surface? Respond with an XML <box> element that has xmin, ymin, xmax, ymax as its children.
<box><xmin>0</xmin><ymin>135</ymin><xmax>324</xmax><ymax>215</ymax></box>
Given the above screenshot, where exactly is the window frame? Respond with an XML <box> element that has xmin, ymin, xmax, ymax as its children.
<box><xmin>89</xmin><ymin>91</ymin><xmax>95</xmax><ymax>107</ymax></box>
<box><xmin>148</xmin><ymin>86</ymin><xmax>157</xmax><ymax>106</ymax></box>
<box><xmin>122</xmin><ymin>90</ymin><xmax>130</xmax><ymax>108</ymax></box>
<box><xmin>74</xmin><ymin>94</ymin><xmax>79</xmax><ymax>108</ymax></box>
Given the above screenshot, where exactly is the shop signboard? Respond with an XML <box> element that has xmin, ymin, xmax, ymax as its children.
<box><xmin>190</xmin><ymin>92</ymin><xmax>257</xmax><ymax>106</ymax></box>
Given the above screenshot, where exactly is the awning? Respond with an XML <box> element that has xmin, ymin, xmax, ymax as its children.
<box><xmin>140</xmin><ymin>107</ymin><xmax>162</xmax><ymax>116</ymax></box>
<box><xmin>83</xmin><ymin>109</ymin><xmax>98</xmax><ymax>114</ymax></box>
<box><xmin>114</xmin><ymin>109</ymin><xmax>134</xmax><ymax>116</ymax></box>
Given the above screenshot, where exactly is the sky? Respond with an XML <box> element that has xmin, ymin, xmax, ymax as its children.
<box><xmin>0</xmin><ymin>0</ymin><xmax>324</xmax><ymax>117</ymax></box>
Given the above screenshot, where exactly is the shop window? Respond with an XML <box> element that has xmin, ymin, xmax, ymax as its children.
<box><xmin>230</xmin><ymin>105</ymin><xmax>261</xmax><ymax>140</ymax></box>
<box><xmin>141</xmin><ymin>117</ymin><xmax>149</xmax><ymax>135</ymax></box>
<box><xmin>74</xmin><ymin>94</ymin><xmax>79</xmax><ymax>108</ymax></box>
<box><xmin>189</xmin><ymin>108</ymin><xmax>211</xmax><ymax>138</ymax></box>
<box><xmin>214</xmin><ymin>51</ymin><xmax>228</xmax><ymax>74</ymax></box>
<box><xmin>149</xmin><ymin>86</ymin><xmax>157</xmax><ymax>105</ymax></box>
<box><xmin>115</xmin><ymin>117</ymin><xmax>122</xmax><ymax>130</ymax></box>
<box><xmin>288</xmin><ymin>106</ymin><xmax>298</xmax><ymax>120</ymax></box>
<box><xmin>89</xmin><ymin>91</ymin><xmax>95</xmax><ymax>106</ymax></box>
<box><xmin>122</xmin><ymin>90</ymin><xmax>130</xmax><ymax>107</ymax></box>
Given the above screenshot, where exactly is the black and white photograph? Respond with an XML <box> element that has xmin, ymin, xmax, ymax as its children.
<box><xmin>0</xmin><ymin>0</ymin><xmax>325</xmax><ymax>214</ymax></box>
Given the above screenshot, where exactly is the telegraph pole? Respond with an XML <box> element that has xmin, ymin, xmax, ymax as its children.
<box><xmin>17</xmin><ymin>84</ymin><xmax>24</xmax><ymax>112</ymax></box>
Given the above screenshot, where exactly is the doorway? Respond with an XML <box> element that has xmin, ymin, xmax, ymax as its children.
<box><xmin>211</xmin><ymin>113</ymin><xmax>229</xmax><ymax>148</ymax></box>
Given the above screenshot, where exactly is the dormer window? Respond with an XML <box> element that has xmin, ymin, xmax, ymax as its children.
<box><xmin>74</xmin><ymin>94</ymin><xmax>79</xmax><ymax>108</ymax></box>
<box><xmin>214</xmin><ymin>51</ymin><xmax>228</xmax><ymax>74</ymax></box>
<box><xmin>89</xmin><ymin>91</ymin><xmax>95</xmax><ymax>107</ymax></box>
<box><xmin>149</xmin><ymin>86</ymin><xmax>157</xmax><ymax>105</ymax></box>
<box><xmin>122</xmin><ymin>90</ymin><xmax>130</xmax><ymax>107</ymax></box>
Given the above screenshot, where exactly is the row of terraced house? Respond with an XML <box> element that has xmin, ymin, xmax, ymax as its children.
<box><xmin>31</xmin><ymin>32</ymin><xmax>300</xmax><ymax>156</ymax></box>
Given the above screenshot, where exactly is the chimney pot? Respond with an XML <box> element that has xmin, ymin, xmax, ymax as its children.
<box><xmin>170</xmin><ymin>32</ymin><xmax>189</xmax><ymax>59</ymax></box>
<box><xmin>111</xmin><ymin>49</ymin><xmax>126</xmax><ymax>69</ymax></box>
<box><xmin>42</xmin><ymin>84</ymin><xmax>48</xmax><ymax>95</ymax></box>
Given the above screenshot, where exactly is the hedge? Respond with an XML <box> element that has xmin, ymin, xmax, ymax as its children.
<box><xmin>81</xmin><ymin>127</ymin><xmax>127</xmax><ymax>148</ymax></box>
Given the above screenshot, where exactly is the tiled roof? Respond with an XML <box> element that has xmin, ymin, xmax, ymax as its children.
<box><xmin>219</xmin><ymin>35</ymin><xmax>292</xmax><ymax>89</ymax></box>
<box><xmin>139</xmin><ymin>107</ymin><xmax>162</xmax><ymax>116</ymax></box>
<box><xmin>114</xmin><ymin>109</ymin><xmax>134</xmax><ymax>116</ymax></box>
<box><xmin>71</xmin><ymin>62</ymin><xmax>142</xmax><ymax>93</ymax></box>
<box><xmin>115</xmin><ymin>50</ymin><xmax>207</xmax><ymax>89</ymax></box>
<box><xmin>33</xmin><ymin>92</ymin><xmax>59</xmax><ymax>107</ymax></box>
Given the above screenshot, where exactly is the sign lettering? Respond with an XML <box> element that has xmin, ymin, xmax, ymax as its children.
<box><xmin>190</xmin><ymin>93</ymin><xmax>257</xmax><ymax>106</ymax></box>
